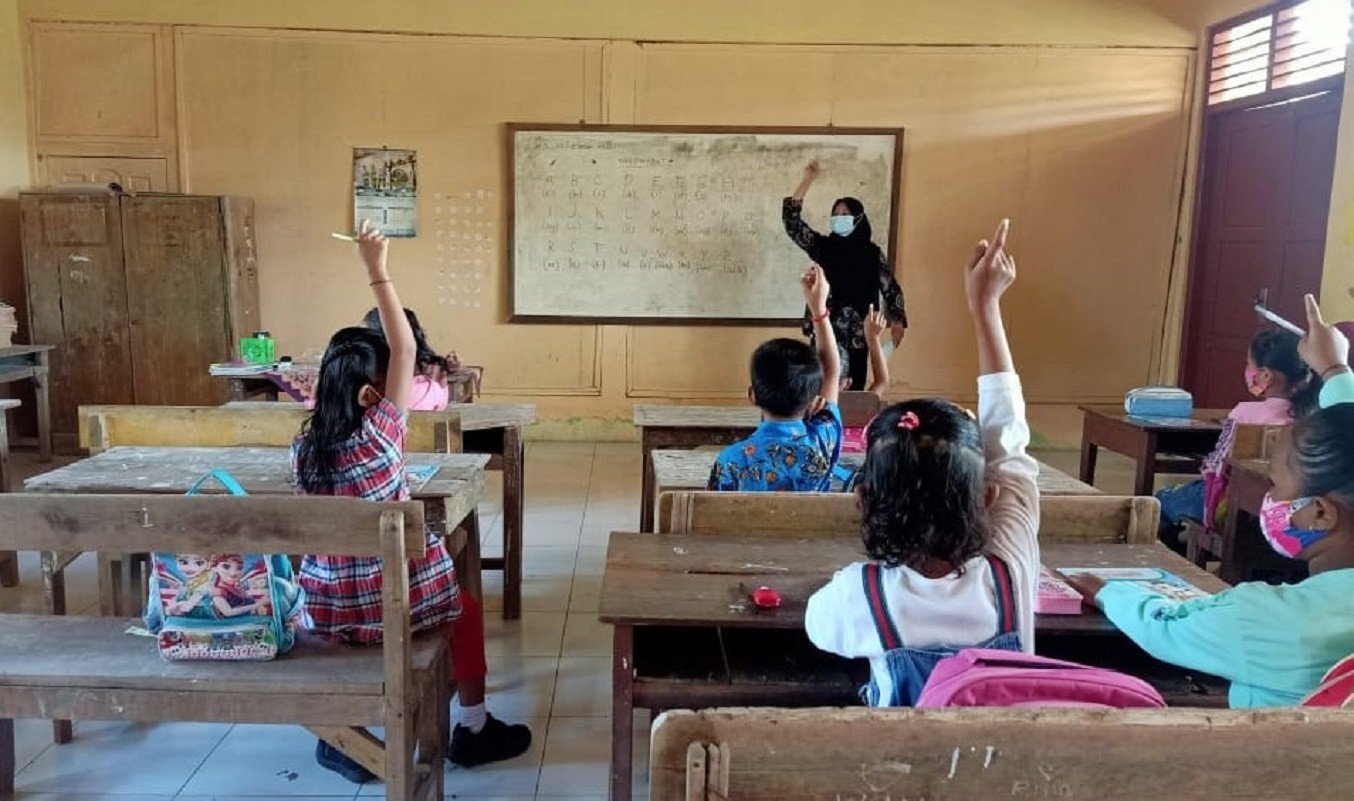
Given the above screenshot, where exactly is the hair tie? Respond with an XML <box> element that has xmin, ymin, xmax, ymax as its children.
<box><xmin>898</xmin><ymin>412</ymin><xmax>921</xmax><ymax>431</ymax></box>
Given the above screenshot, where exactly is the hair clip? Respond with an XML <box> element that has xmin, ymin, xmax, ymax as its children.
<box><xmin>898</xmin><ymin>411</ymin><xmax>921</xmax><ymax>431</ymax></box>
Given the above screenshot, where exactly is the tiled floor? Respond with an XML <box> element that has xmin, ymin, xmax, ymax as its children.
<box><xmin>0</xmin><ymin>441</ymin><xmax>1140</xmax><ymax>800</ymax></box>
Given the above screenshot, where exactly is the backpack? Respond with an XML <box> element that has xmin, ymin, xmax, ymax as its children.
<box><xmin>143</xmin><ymin>469</ymin><xmax>304</xmax><ymax>661</ymax></box>
<box><xmin>915</xmin><ymin>648</ymin><xmax>1167</xmax><ymax>709</ymax></box>
<box><xmin>1301</xmin><ymin>654</ymin><xmax>1354</xmax><ymax>707</ymax></box>
<box><xmin>860</xmin><ymin>556</ymin><xmax>1024</xmax><ymax>707</ymax></box>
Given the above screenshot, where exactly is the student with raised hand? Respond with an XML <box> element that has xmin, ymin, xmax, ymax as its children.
<box><xmin>805</xmin><ymin>219</ymin><xmax>1041</xmax><ymax>707</ymax></box>
<box><xmin>707</xmin><ymin>264</ymin><xmax>844</xmax><ymax>492</ymax></box>
<box><xmin>293</xmin><ymin>221</ymin><xmax>530</xmax><ymax>782</ymax></box>
<box><xmin>1067</xmin><ymin>295</ymin><xmax>1354</xmax><ymax>707</ymax></box>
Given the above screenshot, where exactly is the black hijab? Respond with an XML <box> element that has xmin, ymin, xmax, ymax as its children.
<box><xmin>816</xmin><ymin>196</ymin><xmax>884</xmax><ymax>311</ymax></box>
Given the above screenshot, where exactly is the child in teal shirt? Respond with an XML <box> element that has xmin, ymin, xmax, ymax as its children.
<box><xmin>1069</xmin><ymin>296</ymin><xmax>1354</xmax><ymax>707</ymax></box>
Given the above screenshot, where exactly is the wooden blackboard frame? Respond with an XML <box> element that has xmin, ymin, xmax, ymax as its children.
<box><xmin>506</xmin><ymin>123</ymin><xmax>906</xmax><ymax>326</ymax></box>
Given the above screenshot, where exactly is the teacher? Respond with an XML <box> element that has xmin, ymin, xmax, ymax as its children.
<box><xmin>783</xmin><ymin>160</ymin><xmax>907</xmax><ymax>390</ymax></box>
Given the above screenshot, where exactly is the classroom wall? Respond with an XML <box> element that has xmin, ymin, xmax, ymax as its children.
<box><xmin>0</xmin><ymin>0</ymin><xmax>29</xmax><ymax>327</ymax></box>
<box><xmin>0</xmin><ymin>0</ymin><xmax>1242</xmax><ymax>445</ymax></box>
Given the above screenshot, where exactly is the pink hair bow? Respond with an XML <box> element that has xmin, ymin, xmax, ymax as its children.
<box><xmin>898</xmin><ymin>412</ymin><xmax>921</xmax><ymax>431</ymax></box>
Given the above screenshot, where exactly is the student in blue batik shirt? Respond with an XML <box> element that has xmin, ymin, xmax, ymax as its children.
<box><xmin>708</xmin><ymin>263</ymin><xmax>844</xmax><ymax>492</ymax></box>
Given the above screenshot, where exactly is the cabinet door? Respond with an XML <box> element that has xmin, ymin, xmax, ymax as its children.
<box><xmin>39</xmin><ymin>156</ymin><xmax>170</xmax><ymax>193</ymax></box>
<box><xmin>120</xmin><ymin>195</ymin><xmax>231</xmax><ymax>405</ymax></box>
<box><xmin>19</xmin><ymin>192</ymin><xmax>136</xmax><ymax>434</ymax></box>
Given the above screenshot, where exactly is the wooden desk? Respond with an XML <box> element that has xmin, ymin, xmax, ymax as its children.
<box><xmin>633</xmin><ymin>405</ymin><xmax>765</xmax><ymax>532</ymax></box>
<box><xmin>26</xmin><ymin>447</ymin><xmax>489</xmax><ymax>614</ymax></box>
<box><xmin>223</xmin><ymin>400</ymin><xmax>537</xmax><ymax>620</ymax></box>
<box><xmin>220</xmin><ymin>366</ymin><xmax>478</xmax><ymax>404</ymax></box>
<box><xmin>25</xmin><ymin>445</ymin><xmax>486</xmax><ymax>746</ymax></box>
<box><xmin>1078</xmin><ymin>406</ymin><xmax>1226</xmax><ymax>496</ymax></box>
<box><xmin>0</xmin><ymin>398</ymin><xmax>19</xmax><ymax>587</ymax></box>
<box><xmin>646</xmin><ymin>450</ymin><xmax>1101</xmax><ymax>532</ymax></box>
<box><xmin>600</xmin><ymin>535</ymin><xmax>1229</xmax><ymax>801</ymax></box>
<box><xmin>0</xmin><ymin>345</ymin><xmax>53</xmax><ymax>462</ymax></box>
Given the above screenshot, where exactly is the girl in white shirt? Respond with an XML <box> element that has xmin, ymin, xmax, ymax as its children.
<box><xmin>805</xmin><ymin>219</ymin><xmax>1040</xmax><ymax>707</ymax></box>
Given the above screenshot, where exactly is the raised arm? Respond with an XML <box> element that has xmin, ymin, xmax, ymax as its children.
<box><xmin>964</xmin><ymin>219</ymin><xmax>1016</xmax><ymax>377</ymax></box>
<box><xmin>803</xmin><ymin>263</ymin><xmax>842</xmax><ymax>406</ymax></box>
<box><xmin>863</xmin><ymin>305</ymin><xmax>891</xmax><ymax>397</ymax></box>
<box><xmin>783</xmin><ymin>162</ymin><xmax>826</xmax><ymax>258</ymax></box>
<box><xmin>356</xmin><ymin>220</ymin><xmax>416</xmax><ymax>412</ymax></box>
<box><xmin>1300</xmin><ymin>294</ymin><xmax>1354</xmax><ymax>408</ymax></box>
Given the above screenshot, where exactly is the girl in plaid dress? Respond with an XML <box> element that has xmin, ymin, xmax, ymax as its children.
<box><xmin>294</xmin><ymin>221</ymin><xmax>530</xmax><ymax>783</ymax></box>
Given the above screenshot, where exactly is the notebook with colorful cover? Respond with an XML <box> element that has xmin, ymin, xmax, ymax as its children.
<box><xmin>1036</xmin><ymin>566</ymin><xmax>1085</xmax><ymax>615</ymax></box>
<box><xmin>1055</xmin><ymin>567</ymin><xmax>1209</xmax><ymax>603</ymax></box>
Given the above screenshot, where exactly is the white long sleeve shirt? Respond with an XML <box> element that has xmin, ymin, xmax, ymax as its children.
<box><xmin>804</xmin><ymin>372</ymin><xmax>1041</xmax><ymax>706</ymax></box>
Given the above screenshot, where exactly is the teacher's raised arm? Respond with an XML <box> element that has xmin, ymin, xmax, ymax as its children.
<box><xmin>783</xmin><ymin>160</ymin><xmax>908</xmax><ymax>390</ymax></box>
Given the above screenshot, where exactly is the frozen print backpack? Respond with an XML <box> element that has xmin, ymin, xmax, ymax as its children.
<box><xmin>143</xmin><ymin>469</ymin><xmax>304</xmax><ymax>661</ymax></box>
<box><xmin>915</xmin><ymin>648</ymin><xmax>1167</xmax><ymax>709</ymax></box>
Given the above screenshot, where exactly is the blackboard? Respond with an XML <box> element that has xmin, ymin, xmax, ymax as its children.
<box><xmin>508</xmin><ymin>124</ymin><xmax>904</xmax><ymax>324</ymax></box>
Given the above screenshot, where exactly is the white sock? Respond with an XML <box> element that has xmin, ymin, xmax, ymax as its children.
<box><xmin>454</xmin><ymin>701</ymin><xmax>487</xmax><ymax>733</ymax></box>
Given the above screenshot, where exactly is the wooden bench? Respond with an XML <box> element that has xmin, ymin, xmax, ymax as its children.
<box><xmin>658</xmin><ymin>490</ymin><xmax>1160</xmax><ymax>544</ymax></box>
<box><xmin>0</xmin><ymin>493</ymin><xmax>448</xmax><ymax>801</ymax></box>
<box><xmin>0</xmin><ymin>398</ymin><xmax>20</xmax><ymax>588</ymax></box>
<box><xmin>651</xmin><ymin>707</ymin><xmax>1354</xmax><ymax>800</ymax></box>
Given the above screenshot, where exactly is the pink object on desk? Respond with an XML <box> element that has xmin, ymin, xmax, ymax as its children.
<box><xmin>1036</xmin><ymin>566</ymin><xmax>1084</xmax><ymax>615</ymax></box>
<box><xmin>840</xmin><ymin>426</ymin><xmax>867</xmax><ymax>454</ymax></box>
<box><xmin>750</xmin><ymin>586</ymin><xmax>782</xmax><ymax>609</ymax></box>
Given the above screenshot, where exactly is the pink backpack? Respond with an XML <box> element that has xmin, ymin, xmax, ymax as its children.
<box><xmin>915</xmin><ymin>648</ymin><xmax>1167</xmax><ymax>709</ymax></box>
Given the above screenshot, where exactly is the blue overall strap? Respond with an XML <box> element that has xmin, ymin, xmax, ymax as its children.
<box><xmin>984</xmin><ymin>554</ymin><xmax>1018</xmax><ymax>635</ymax></box>
<box><xmin>860</xmin><ymin>563</ymin><xmax>904</xmax><ymax>651</ymax></box>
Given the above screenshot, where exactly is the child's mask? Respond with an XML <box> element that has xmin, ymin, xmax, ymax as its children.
<box><xmin>1259</xmin><ymin>495</ymin><xmax>1329</xmax><ymax>559</ymax></box>
<box><xmin>1244</xmin><ymin>366</ymin><xmax>1271</xmax><ymax>398</ymax></box>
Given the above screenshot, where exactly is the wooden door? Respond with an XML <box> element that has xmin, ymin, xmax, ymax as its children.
<box><xmin>18</xmin><ymin>192</ymin><xmax>136</xmax><ymax>434</ymax></box>
<box><xmin>119</xmin><ymin>195</ymin><xmax>231</xmax><ymax>405</ymax></box>
<box><xmin>1182</xmin><ymin>90</ymin><xmax>1340</xmax><ymax>407</ymax></box>
<box><xmin>39</xmin><ymin>156</ymin><xmax>170</xmax><ymax>193</ymax></box>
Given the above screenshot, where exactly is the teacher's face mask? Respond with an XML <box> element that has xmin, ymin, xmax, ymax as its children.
<box><xmin>830</xmin><ymin>215</ymin><xmax>857</xmax><ymax>236</ymax></box>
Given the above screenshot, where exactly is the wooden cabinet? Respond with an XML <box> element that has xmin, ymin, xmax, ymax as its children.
<box><xmin>19</xmin><ymin>190</ymin><xmax>259</xmax><ymax>436</ymax></box>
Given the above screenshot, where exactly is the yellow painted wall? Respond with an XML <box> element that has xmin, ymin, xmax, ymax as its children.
<box><xmin>2</xmin><ymin>1</ymin><xmax>1238</xmax><ymax>445</ymax></box>
<box><xmin>0</xmin><ymin>0</ymin><xmax>30</xmax><ymax>340</ymax></box>
<box><xmin>1322</xmin><ymin>53</ymin><xmax>1354</xmax><ymax>322</ymax></box>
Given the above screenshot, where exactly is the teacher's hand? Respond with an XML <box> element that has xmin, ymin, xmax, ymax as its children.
<box><xmin>890</xmin><ymin>322</ymin><xmax>906</xmax><ymax>349</ymax></box>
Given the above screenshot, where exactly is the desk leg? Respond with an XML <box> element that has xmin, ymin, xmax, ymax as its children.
<box><xmin>1218</xmin><ymin>502</ymin><xmax>1244</xmax><ymax>585</ymax></box>
<box><xmin>229</xmin><ymin>378</ymin><xmax>247</xmax><ymax>402</ymax></box>
<box><xmin>611</xmin><ymin>625</ymin><xmax>635</xmax><ymax>801</ymax></box>
<box><xmin>458</xmin><ymin>511</ymin><xmax>484</xmax><ymax>604</ymax></box>
<box><xmin>41</xmin><ymin>551</ymin><xmax>73</xmax><ymax>745</ymax></box>
<box><xmin>0</xmin><ymin>415</ymin><xmax>13</xmax><ymax>587</ymax></box>
<box><xmin>502</xmin><ymin>427</ymin><xmax>524</xmax><ymax>621</ymax></box>
<box><xmin>640</xmin><ymin>429</ymin><xmax>656</xmax><ymax>533</ymax></box>
<box><xmin>34</xmin><ymin>359</ymin><xmax>51</xmax><ymax>463</ymax></box>
<box><xmin>1133</xmin><ymin>433</ymin><xmax>1159</xmax><ymax>497</ymax></box>
<box><xmin>1</xmin><ymin>717</ymin><xmax>14</xmax><ymax>800</ymax></box>
<box><xmin>1078</xmin><ymin>428</ymin><xmax>1098</xmax><ymax>487</ymax></box>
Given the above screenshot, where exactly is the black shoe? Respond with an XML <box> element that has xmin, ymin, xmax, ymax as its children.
<box><xmin>315</xmin><ymin>739</ymin><xmax>376</xmax><ymax>784</ymax></box>
<box><xmin>449</xmin><ymin>714</ymin><xmax>532</xmax><ymax>768</ymax></box>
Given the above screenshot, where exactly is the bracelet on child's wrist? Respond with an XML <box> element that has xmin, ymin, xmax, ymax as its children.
<box><xmin>810</xmin><ymin>308</ymin><xmax>830</xmax><ymax>323</ymax></box>
<box><xmin>370</xmin><ymin>278</ymin><xmax>392</xmax><ymax>287</ymax></box>
<box><xmin>1322</xmin><ymin>364</ymin><xmax>1351</xmax><ymax>379</ymax></box>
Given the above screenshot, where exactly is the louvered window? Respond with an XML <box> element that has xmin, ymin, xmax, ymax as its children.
<box><xmin>1209</xmin><ymin>0</ymin><xmax>1351</xmax><ymax>106</ymax></box>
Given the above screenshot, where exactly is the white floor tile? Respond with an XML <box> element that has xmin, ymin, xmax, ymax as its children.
<box><xmin>550</xmin><ymin>658</ymin><xmax>612</xmax><ymax>718</ymax></box>
<box><xmin>561</xmin><ymin>613</ymin><xmax>612</xmax><ymax>658</ymax></box>
<box><xmin>484</xmin><ymin>611</ymin><xmax>566</xmax><ymax>659</ymax></box>
<box><xmin>11</xmin><ymin>718</ymin><xmax>55</xmax><ymax>774</ymax></box>
<box><xmin>538</xmin><ymin>716</ymin><xmax>646</xmax><ymax>797</ymax></box>
<box><xmin>483</xmin><ymin>656</ymin><xmax>560</xmax><ymax>722</ymax></box>
<box><xmin>16</xmin><ymin>795</ymin><xmax>174</xmax><ymax>801</ymax></box>
<box><xmin>178</xmin><ymin>797</ymin><xmax>354</xmax><ymax>801</ymax></box>
<box><xmin>567</xmin><ymin>575</ymin><xmax>601</xmax><ymax>614</ymax></box>
<box><xmin>15</xmin><ymin>721</ymin><xmax>229</xmax><ymax>796</ymax></box>
<box><xmin>178</xmin><ymin>724</ymin><xmax>359</xmax><ymax>797</ymax></box>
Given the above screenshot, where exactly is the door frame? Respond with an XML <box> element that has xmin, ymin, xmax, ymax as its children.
<box><xmin>1178</xmin><ymin>0</ymin><xmax>1346</xmax><ymax>387</ymax></box>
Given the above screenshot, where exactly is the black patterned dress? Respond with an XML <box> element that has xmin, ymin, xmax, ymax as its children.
<box><xmin>782</xmin><ymin>197</ymin><xmax>907</xmax><ymax>389</ymax></box>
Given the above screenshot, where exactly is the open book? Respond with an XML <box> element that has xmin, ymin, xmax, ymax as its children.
<box><xmin>1055</xmin><ymin>567</ymin><xmax>1210</xmax><ymax>604</ymax></box>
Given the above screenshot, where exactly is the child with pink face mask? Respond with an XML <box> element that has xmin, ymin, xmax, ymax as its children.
<box><xmin>1068</xmin><ymin>296</ymin><xmax>1354</xmax><ymax>708</ymax></box>
<box><xmin>1156</xmin><ymin>328</ymin><xmax>1322</xmax><ymax>551</ymax></box>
